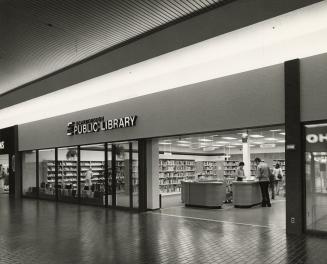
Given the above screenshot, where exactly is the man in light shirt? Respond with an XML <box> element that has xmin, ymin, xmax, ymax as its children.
<box><xmin>254</xmin><ymin>157</ymin><xmax>271</xmax><ymax>207</ymax></box>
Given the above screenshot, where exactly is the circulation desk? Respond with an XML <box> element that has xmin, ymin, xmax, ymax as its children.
<box><xmin>181</xmin><ymin>181</ymin><xmax>225</xmax><ymax>208</ymax></box>
<box><xmin>232</xmin><ymin>180</ymin><xmax>262</xmax><ymax>208</ymax></box>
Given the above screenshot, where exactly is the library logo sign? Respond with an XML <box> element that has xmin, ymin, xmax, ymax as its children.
<box><xmin>67</xmin><ymin>115</ymin><xmax>137</xmax><ymax>136</ymax></box>
<box><xmin>0</xmin><ymin>141</ymin><xmax>4</xmax><ymax>149</ymax></box>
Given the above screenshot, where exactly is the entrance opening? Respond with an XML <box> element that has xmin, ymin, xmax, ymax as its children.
<box><xmin>157</xmin><ymin>125</ymin><xmax>286</xmax><ymax>229</ymax></box>
<box><xmin>0</xmin><ymin>154</ymin><xmax>9</xmax><ymax>194</ymax></box>
<box><xmin>305</xmin><ymin>123</ymin><xmax>327</xmax><ymax>233</ymax></box>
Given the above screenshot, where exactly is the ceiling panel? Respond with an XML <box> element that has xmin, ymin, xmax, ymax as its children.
<box><xmin>0</xmin><ymin>0</ymin><xmax>231</xmax><ymax>95</ymax></box>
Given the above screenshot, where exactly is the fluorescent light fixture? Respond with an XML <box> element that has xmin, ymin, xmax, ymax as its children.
<box><xmin>250</xmin><ymin>135</ymin><xmax>264</xmax><ymax>138</ymax></box>
<box><xmin>260</xmin><ymin>143</ymin><xmax>276</xmax><ymax>148</ymax></box>
<box><xmin>269</xmin><ymin>129</ymin><xmax>282</xmax><ymax>132</ymax></box>
<box><xmin>231</xmin><ymin>143</ymin><xmax>243</xmax><ymax>146</ymax></box>
<box><xmin>279</xmin><ymin>132</ymin><xmax>286</xmax><ymax>136</ymax></box>
<box><xmin>222</xmin><ymin>137</ymin><xmax>237</xmax><ymax>140</ymax></box>
<box><xmin>216</xmin><ymin>141</ymin><xmax>229</xmax><ymax>144</ymax></box>
<box><xmin>159</xmin><ymin>142</ymin><xmax>172</xmax><ymax>145</ymax></box>
<box><xmin>203</xmin><ymin>147</ymin><xmax>215</xmax><ymax>151</ymax></box>
<box><xmin>2</xmin><ymin>1</ymin><xmax>327</xmax><ymax>128</ymax></box>
<box><xmin>265</xmin><ymin>137</ymin><xmax>277</xmax><ymax>141</ymax></box>
<box><xmin>226</xmin><ymin>146</ymin><xmax>236</xmax><ymax>148</ymax></box>
<box><xmin>212</xmin><ymin>144</ymin><xmax>223</xmax><ymax>147</ymax></box>
<box><xmin>305</xmin><ymin>123</ymin><xmax>327</xmax><ymax>128</ymax></box>
<box><xmin>252</xmin><ymin>141</ymin><xmax>263</xmax><ymax>144</ymax></box>
<box><xmin>177</xmin><ymin>144</ymin><xmax>190</xmax><ymax>147</ymax></box>
<box><xmin>177</xmin><ymin>140</ymin><xmax>191</xmax><ymax>144</ymax></box>
<box><xmin>277</xmin><ymin>140</ymin><xmax>285</xmax><ymax>143</ymax></box>
<box><xmin>198</xmin><ymin>139</ymin><xmax>213</xmax><ymax>142</ymax></box>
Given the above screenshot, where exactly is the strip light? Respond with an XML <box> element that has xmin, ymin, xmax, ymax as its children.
<box><xmin>1</xmin><ymin>1</ymin><xmax>327</xmax><ymax>128</ymax></box>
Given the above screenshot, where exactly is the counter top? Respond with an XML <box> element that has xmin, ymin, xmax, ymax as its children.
<box><xmin>232</xmin><ymin>180</ymin><xmax>259</xmax><ymax>184</ymax></box>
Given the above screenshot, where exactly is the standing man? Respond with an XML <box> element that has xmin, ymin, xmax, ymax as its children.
<box><xmin>254</xmin><ymin>157</ymin><xmax>271</xmax><ymax>207</ymax></box>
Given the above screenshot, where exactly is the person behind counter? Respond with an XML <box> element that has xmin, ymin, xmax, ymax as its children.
<box><xmin>235</xmin><ymin>162</ymin><xmax>245</xmax><ymax>181</ymax></box>
<box><xmin>254</xmin><ymin>157</ymin><xmax>271</xmax><ymax>207</ymax></box>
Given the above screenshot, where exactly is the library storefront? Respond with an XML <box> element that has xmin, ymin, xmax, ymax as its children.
<box><xmin>21</xmin><ymin>114</ymin><xmax>143</xmax><ymax>210</ymax></box>
<box><xmin>16</xmin><ymin>53</ymin><xmax>327</xmax><ymax>235</ymax></box>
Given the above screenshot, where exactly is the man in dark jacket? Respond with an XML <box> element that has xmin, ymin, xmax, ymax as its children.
<box><xmin>254</xmin><ymin>157</ymin><xmax>271</xmax><ymax>207</ymax></box>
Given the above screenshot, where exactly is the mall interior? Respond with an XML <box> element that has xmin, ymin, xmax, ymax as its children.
<box><xmin>1</xmin><ymin>0</ymin><xmax>327</xmax><ymax>242</ymax></box>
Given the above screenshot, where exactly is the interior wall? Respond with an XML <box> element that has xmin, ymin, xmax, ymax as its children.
<box><xmin>19</xmin><ymin>63</ymin><xmax>284</xmax><ymax>150</ymax></box>
<box><xmin>301</xmin><ymin>52</ymin><xmax>327</xmax><ymax>122</ymax></box>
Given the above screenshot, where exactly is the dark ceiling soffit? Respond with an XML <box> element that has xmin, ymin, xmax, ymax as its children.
<box><xmin>0</xmin><ymin>0</ymin><xmax>235</xmax><ymax>98</ymax></box>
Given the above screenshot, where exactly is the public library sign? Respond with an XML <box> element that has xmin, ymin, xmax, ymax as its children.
<box><xmin>67</xmin><ymin>115</ymin><xmax>137</xmax><ymax>136</ymax></box>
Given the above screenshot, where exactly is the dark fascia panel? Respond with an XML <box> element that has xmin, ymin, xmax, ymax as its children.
<box><xmin>0</xmin><ymin>0</ymin><xmax>322</xmax><ymax>110</ymax></box>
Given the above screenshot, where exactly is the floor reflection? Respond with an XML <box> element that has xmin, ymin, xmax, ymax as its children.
<box><xmin>0</xmin><ymin>196</ymin><xmax>327</xmax><ymax>264</ymax></box>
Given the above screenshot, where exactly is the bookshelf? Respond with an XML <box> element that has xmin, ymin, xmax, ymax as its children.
<box><xmin>223</xmin><ymin>160</ymin><xmax>239</xmax><ymax>177</ymax></box>
<box><xmin>159</xmin><ymin>159</ymin><xmax>196</xmax><ymax>193</ymax></box>
<box><xmin>196</xmin><ymin>161</ymin><xmax>220</xmax><ymax>180</ymax></box>
<box><xmin>42</xmin><ymin>159</ymin><xmax>138</xmax><ymax>193</ymax></box>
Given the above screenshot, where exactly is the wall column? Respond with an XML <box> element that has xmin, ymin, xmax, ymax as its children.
<box><xmin>285</xmin><ymin>59</ymin><xmax>303</xmax><ymax>235</ymax></box>
<box><xmin>242</xmin><ymin>135</ymin><xmax>251</xmax><ymax>178</ymax></box>
<box><xmin>146</xmin><ymin>139</ymin><xmax>159</xmax><ymax>210</ymax></box>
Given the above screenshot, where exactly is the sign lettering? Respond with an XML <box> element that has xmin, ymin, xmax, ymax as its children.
<box><xmin>67</xmin><ymin>115</ymin><xmax>137</xmax><ymax>136</ymax></box>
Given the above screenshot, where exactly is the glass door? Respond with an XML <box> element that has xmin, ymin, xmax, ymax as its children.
<box><xmin>0</xmin><ymin>154</ymin><xmax>9</xmax><ymax>194</ymax></box>
<box><xmin>305</xmin><ymin>123</ymin><xmax>327</xmax><ymax>232</ymax></box>
<box><xmin>106</xmin><ymin>141</ymin><xmax>139</xmax><ymax>209</ymax></box>
<box><xmin>115</xmin><ymin>142</ymin><xmax>130</xmax><ymax>207</ymax></box>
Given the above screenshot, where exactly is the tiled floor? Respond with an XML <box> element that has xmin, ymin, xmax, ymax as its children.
<box><xmin>160</xmin><ymin>197</ymin><xmax>286</xmax><ymax>229</ymax></box>
<box><xmin>1</xmin><ymin>195</ymin><xmax>327</xmax><ymax>264</ymax></box>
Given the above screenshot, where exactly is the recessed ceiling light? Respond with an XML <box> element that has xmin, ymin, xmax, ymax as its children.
<box><xmin>177</xmin><ymin>140</ymin><xmax>191</xmax><ymax>144</ymax></box>
<box><xmin>270</xmin><ymin>129</ymin><xmax>282</xmax><ymax>132</ymax></box>
<box><xmin>250</xmin><ymin>135</ymin><xmax>264</xmax><ymax>138</ymax></box>
<box><xmin>177</xmin><ymin>144</ymin><xmax>190</xmax><ymax>147</ymax></box>
<box><xmin>279</xmin><ymin>132</ymin><xmax>286</xmax><ymax>135</ymax></box>
<box><xmin>203</xmin><ymin>147</ymin><xmax>216</xmax><ymax>151</ymax></box>
<box><xmin>198</xmin><ymin>138</ymin><xmax>213</xmax><ymax>142</ymax></box>
<box><xmin>222</xmin><ymin>137</ymin><xmax>237</xmax><ymax>140</ymax></box>
<box><xmin>265</xmin><ymin>138</ymin><xmax>277</xmax><ymax>141</ymax></box>
<box><xmin>159</xmin><ymin>142</ymin><xmax>172</xmax><ymax>145</ymax></box>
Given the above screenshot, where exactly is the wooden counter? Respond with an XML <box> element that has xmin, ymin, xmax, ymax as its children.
<box><xmin>181</xmin><ymin>181</ymin><xmax>225</xmax><ymax>208</ymax></box>
<box><xmin>232</xmin><ymin>180</ymin><xmax>262</xmax><ymax>208</ymax></box>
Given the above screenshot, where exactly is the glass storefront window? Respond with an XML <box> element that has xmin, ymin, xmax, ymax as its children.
<box><xmin>107</xmin><ymin>143</ymin><xmax>113</xmax><ymax>206</ymax></box>
<box><xmin>132</xmin><ymin>141</ymin><xmax>139</xmax><ymax>208</ymax></box>
<box><xmin>57</xmin><ymin>147</ymin><xmax>78</xmax><ymax>202</ymax></box>
<box><xmin>21</xmin><ymin>140</ymin><xmax>139</xmax><ymax>209</ymax></box>
<box><xmin>38</xmin><ymin>149</ymin><xmax>56</xmax><ymax>200</ymax></box>
<box><xmin>305</xmin><ymin>123</ymin><xmax>327</xmax><ymax>232</ymax></box>
<box><xmin>80</xmin><ymin>144</ymin><xmax>105</xmax><ymax>206</ymax></box>
<box><xmin>22</xmin><ymin>150</ymin><xmax>37</xmax><ymax>197</ymax></box>
<box><xmin>115</xmin><ymin>143</ymin><xmax>130</xmax><ymax>207</ymax></box>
